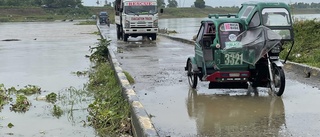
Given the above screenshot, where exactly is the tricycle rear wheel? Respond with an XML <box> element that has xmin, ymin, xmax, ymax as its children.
<box><xmin>187</xmin><ymin>60</ymin><xmax>198</xmax><ymax>88</ymax></box>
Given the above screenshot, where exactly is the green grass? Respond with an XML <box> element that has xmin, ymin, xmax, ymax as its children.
<box><xmin>123</xmin><ymin>71</ymin><xmax>135</xmax><ymax>84</ymax></box>
<box><xmin>86</xmin><ymin>62</ymin><xmax>131</xmax><ymax>136</ymax></box>
<box><xmin>86</xmin><ymin>39</ymin><xmax>131</xmax><ymax>136</ymax></box>
<box><xmin>280</xmin><ymin>19</ymin><xmax>320</xmax><ymax>67</ymax></box>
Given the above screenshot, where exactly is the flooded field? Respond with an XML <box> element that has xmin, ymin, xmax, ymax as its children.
<box><xmin>0</xmin><ymin>21</ymin><xmax>98</xmax><ymax>136</ymax></box>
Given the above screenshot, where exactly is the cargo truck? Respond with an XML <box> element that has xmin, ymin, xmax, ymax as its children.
<box><xmin>114</xmin><ymin>0</ymin><xmax>162</xmax><ymax>41</ymax></box>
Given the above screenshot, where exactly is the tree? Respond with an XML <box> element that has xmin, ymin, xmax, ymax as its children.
<box><xmin>167</xmin><ymin>0</ymin><xmax>177</xmax><ymax>8</ymax></box>
<box><xmin>194</xmin><ymin>0</ymin><xmax>205</xmax><ymax>8</ymax></box>
<box><xmin>157</xmin><ymin>0</ymin><xmax>165</xmax><ymax>8</ymax></box>
<box><xmin>0</xmin><ymin>0</ymin><xmax>5</xmax><ymax>6</ymax></box>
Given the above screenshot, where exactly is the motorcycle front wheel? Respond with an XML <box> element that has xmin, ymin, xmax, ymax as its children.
<box><xmin>271</xmin><ymin>66</ymin><xmax>285</xmax><ymax>96</ymax></box>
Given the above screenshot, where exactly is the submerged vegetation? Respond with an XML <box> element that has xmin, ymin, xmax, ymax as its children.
<box><xmin>46</xmin><ymin>92</ymin><xmax>57</xmax><ymax>103</ymax></box>
<box><xmin>52</xmin><ymin>105</ymin><xmax>63</xmax><ymax>118</ymax></box>
<box><xmin>0</xmin><ymin>84</ymin><xmax>41</xmax><ymax>112</ymax></box>
<box><xmin>10</xmin><ymin>94</ymin><xmax>31</xmax><ymax>112</ymax></box>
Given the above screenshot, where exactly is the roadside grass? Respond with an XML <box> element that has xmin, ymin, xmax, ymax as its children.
<box><xmin>86</xmin><ymin>38</ymin><xmax>132</xmax><ymax>136</ymax></box>
<box><xmin>280</xmin><ymin>19</ymin><xmax>320</xmax><ymax>68</ymax></box>
<box><xmin>123</xmin><ymin>71</ymin><xmax>135</xmax><ymax>84</ymax></box>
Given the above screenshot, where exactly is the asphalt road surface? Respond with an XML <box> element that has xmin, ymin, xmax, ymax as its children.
<box><xmin>100</xmin><ymin>24</ymin><xmax>320</xmax><ymax>137</ymax></box>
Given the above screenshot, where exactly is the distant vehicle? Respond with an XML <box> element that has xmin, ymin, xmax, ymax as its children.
<box><xmin>99</xmin><ymin>11</ymin><xmax>110</xmax><ymax>26</ymax></box>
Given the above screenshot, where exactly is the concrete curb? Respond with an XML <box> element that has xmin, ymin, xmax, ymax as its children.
<box><xmin>97</xmin><ymin>25</ymin><xmax>159</xmax><ymax>137</ymax></box>
<box><xmin>158</xmin><ymin>33</ymin><xmax>195</xmax><ymax>45</ymax></box>
<box><xmin>283</xmin><ymin>61</ymin><xmax>320</xmax><ymax>79</ymax></box>
<box><xmin>157</xmin><ymin>33</ymin><xmax>320</xmax><ymax>79</ymax></box>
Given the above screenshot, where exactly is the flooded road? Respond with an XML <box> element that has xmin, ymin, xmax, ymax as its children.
<box><xmin>100</xmin><ymin>17</ymin><xmax>320</xmax><ymax>137</ymax></box>
<box><xmin>0</xmin><ymin>22</ymin><xmax>98</xmax><ymax>136</ymax></box>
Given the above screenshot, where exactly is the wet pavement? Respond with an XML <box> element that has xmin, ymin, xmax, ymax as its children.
<box><xmin>0</xmin><ymin>21</ymin><xmax>98</xmax><ymax>136</ymax></box>
<box><xmin>100</xmin><ymin>17</ymin><xmax>320</xmax><ymax>137</ymax></box>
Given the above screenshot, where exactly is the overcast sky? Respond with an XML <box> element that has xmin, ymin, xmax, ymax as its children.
<box><xmin>83</xmin><ymin>0</ymin><xmax>320</xmax><ymax>7</ymax></box>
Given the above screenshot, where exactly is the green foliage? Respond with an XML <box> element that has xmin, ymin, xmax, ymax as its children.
<box><xmin>7</xmin><ymin>123</ymin><xmax>14</xmax><ymax>128</ymax></box>
<box><xmin>44</xmin><ymin>7</ymin><xmax>90</xmax><ymax>16</ymax></box>
<box><xmin>17</xmin><ymin>85</ymin><xmax>41</xmax><ymax>95</ymax></box>
<box><xmin>0</xmin><ymin>84</ymin><xmax>10</xmax><ymax>110</ymax></box>
<box><xmin>167</xmin><ymin>0</ymin><xmax>178</xmax><ymax>8</ymax></box>
<box><xmin>0</xmin><ymin>0</ymin><xmax>83</xmax><ymax>8</ymax></box>
<box><xmin>11</xmin><ymin>94</ymin><xmax>31</xmax><ymax>112</ymax></box>
<box><xmin>52</xmin><ymin>105</ymin><xmax>63</xmax><ymax>118</ymax></box>
<box><xmin>89</xmin><ymin>39</ymin><xmax>111</xmax><ymax>63</ymax></box>
<box><xmin>290</xmin><ymin>2</ymin><xmax>320</xmax><ymax>9</ymax></box>
<box><xmin>87</xmin><ymin>62</ymin><xmax>131</xmax><ymax>136</ymax></box>
<box><xmin>280</xmin><ymin>19</ymin><xmax>320</xmax><ymax>67</ymax></box>
<box><xmin>194</xmin><ymin>0</ymin><xmax>205</xmax><ymax>8</ymax></box>
<box><xmin>72</xmin><ymin>70</ymin><xmax>89</xmax><ymax>76</ymax></box>
<box><xmin>157</xmin><ymin>0</ymin><xmax>165</xmax><ymax>8</ymax></box>
<box><xmin>86</xmin><ymin>39</ymin><xmax>131</xmax><ymax>135</ymax></box>
<box><xmin>46</xmin><ymin>92</ymin><xmax>57</xmax><ymax>103</ymax></box>
<box><xmin>123</xmin><ymin>71</ymin><xmax>135</xmax><ymax>84</ymax></box>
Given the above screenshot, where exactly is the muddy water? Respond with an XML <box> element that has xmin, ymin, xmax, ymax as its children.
<box><xmin>0</xmin><ymin>22</ymin><xmax>98</xmax><ymax>136</ymax></box>
<box><xmin>100</xmin><ymin>17</ymin><xmax>320</xmax><ymax>136</ymax></box>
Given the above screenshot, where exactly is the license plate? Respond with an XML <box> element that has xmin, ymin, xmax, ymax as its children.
<box><xmin>229</xmin><ymin>73</ymin><xmax>240</xmax><ymax>77</ymax></box>
<box><xmin>224</xmin><ymin>52</ymin><xmax>243</xmax><ymax>65</ymax></box>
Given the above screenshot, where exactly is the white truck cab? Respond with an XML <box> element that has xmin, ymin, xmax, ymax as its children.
<box><xmin>115</xmin><ymin>0</ymin><xmax>162</xmax><ymax>41</ymax></box>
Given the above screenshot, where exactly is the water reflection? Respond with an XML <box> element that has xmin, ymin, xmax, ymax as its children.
<box><xmin>186</xmin><ymin>89</ymin><xmax>286</xmax><ymax>136</ymax></box>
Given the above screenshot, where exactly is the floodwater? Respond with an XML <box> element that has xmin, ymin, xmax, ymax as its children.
<box><xmin>100</xmin><ymin>15</ymin><xmax>320</xmax><ymax>137</ymax></box>
<box><xmin>0</xmin><ymin>21</ymin><xmax>98</xmax><ymax>136</ymax></box>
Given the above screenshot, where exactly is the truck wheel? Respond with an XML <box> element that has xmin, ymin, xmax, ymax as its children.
<box><xmin>151</xmin><ymin>34</ymin><xmax>157</xmax><ymax>41</ymax></box>
<box><xmin>116</xmin><ymin>25</ymin><xmax>121</xmax><ymax>40</ymax></box>
<box><xmin>123</xmin><ymin>34</ymin><xmax>128</xmax><ymax>42</ymax></box>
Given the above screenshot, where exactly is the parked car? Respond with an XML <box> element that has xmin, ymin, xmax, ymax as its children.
<box><xmin>99</xmin><ymin>11</ymin><xmax>110</xmax><ymax>26</ymax></box>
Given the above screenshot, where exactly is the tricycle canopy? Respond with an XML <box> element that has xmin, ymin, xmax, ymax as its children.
<box><xmin>223</xmin><ymin>25</ymin><xmax>282</xmax><ymax>65</ymax></box>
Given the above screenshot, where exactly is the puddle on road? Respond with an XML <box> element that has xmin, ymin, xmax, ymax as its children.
<box><xmin>186</xmin><ymin>89</ymin><xmax>285</xmax><ymax>136</ymax></box>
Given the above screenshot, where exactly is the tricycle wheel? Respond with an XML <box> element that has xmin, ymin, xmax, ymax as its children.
<box><xmin>270</xmin><ymin>66</ymin><xmax>285</xmax><ymax>96</ymax></box>
<box><xmin>187</xmin><ymin>60</ymin><xmax>198</xmax><ymax>88</ymax></box>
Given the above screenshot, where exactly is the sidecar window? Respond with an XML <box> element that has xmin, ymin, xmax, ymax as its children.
<box><xmin>240</xmin><ymin>6</ymin><xmax>254</xmax><ymax>19</ymax></box>
<box><xmin>249</xmin><ymin>12</ymin><xmax>260</xmax><ymax>28</ymax></box>
<box><xmin>196</xmin><ymin>24</ymin><xmax>205</xmax><ymax>43</ymax></box>
<box><xmin>262</xmin><ymin>8</ymin><xmax>291</xmax><ymax>26</ymax></box>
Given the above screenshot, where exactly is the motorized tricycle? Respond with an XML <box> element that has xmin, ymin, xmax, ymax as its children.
<box><xmin>185</xmin><ymin>2</ymin><xmax>294</xmax><ymax>96</ymax></box>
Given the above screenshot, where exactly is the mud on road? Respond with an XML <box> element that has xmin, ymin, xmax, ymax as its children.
<box><xmin>100</xmin><ymin>24</ymin><xmax>320</xmax><ymax>137</ymax></box>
